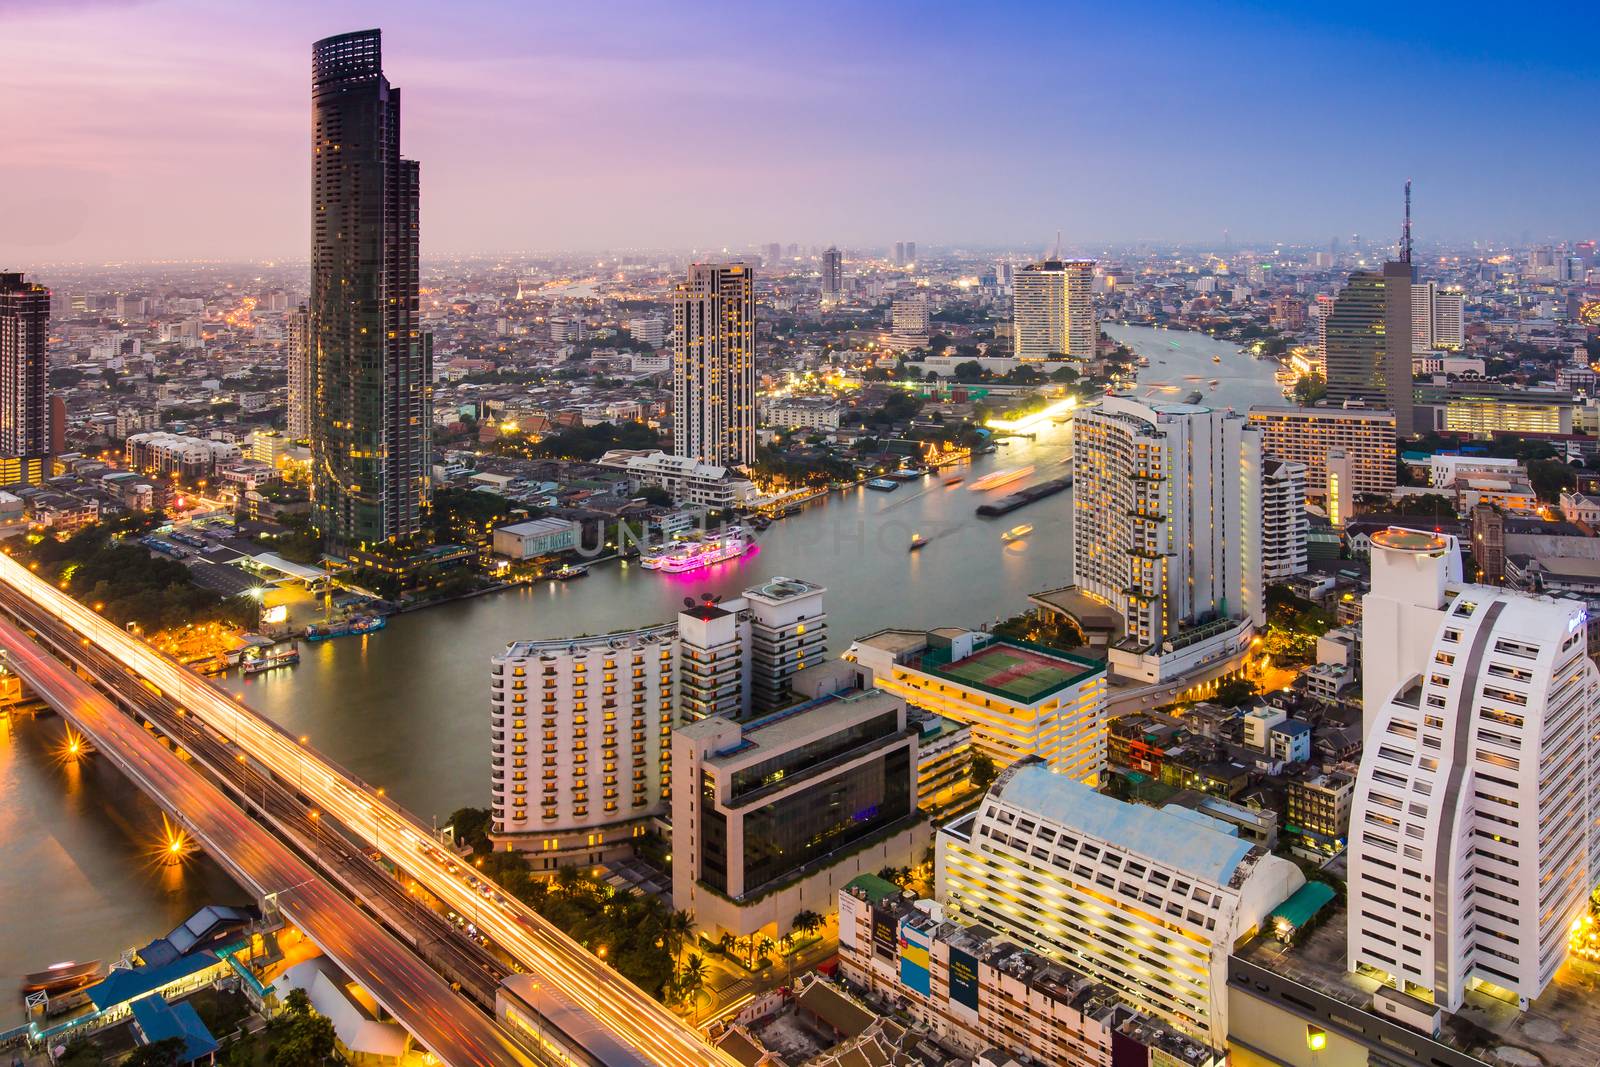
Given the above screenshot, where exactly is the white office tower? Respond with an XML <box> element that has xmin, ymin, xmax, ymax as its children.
<box><xmin>286</xmin><ymin>304</ymin><xmax>312</xmax><ymax>441</ymax></box>
<box><xmin>677</xmin><ymin>577</ymin><xmax>828</xmax><ymax>721</ymax></box>
<box><xmin>890</xmin><ymin>293</ymin><xmax>930</xmax><ymax>349</ymax></box>
<box><xmin>820</xmin><ymin>246</ymin><xmax>843</xmax><ymax>306</ymax></box>
<box><xmin>672</xmin><ymin>262</ymin><xmax>756</xmax><ymax>467</ymax></box>
<box><xmin>1072</xmin><ymin>397</ymin><xmax>1264</xmax><ymax>683</ymax></box>
<box><xmin>1349</xmin><ymin>528</ymin><xmax>1600</xmax><ymax>1012</ymax></box>
<box><xmin>1433</xmin><ymin>288</ymin><xmax>1465</xmax><ymax>349</ymax></box>
<box><xmin>488</xmin><ymin>625</ymin><xmax>678</xmax><ymax>866</ymax></box>
<box><xmin>938</xmin><ymin>758</ymin><xmax>1304</xmax><ymax>1045</ymax></box>
<box><xmin>1261</xmin><ymin>460</ymin><xmax>1308</xmax><ymax>580</ymax></box>
<box><xmin>1013</xmin><ymin>259</ymin><xmax>1096</xmax><ymax>361</ymax></box>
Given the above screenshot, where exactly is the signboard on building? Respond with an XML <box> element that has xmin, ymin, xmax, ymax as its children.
<box><xmin>871</xmin><ymin>904</ymin><xmax>898</xmax><ymax>960</ymax></box>
<box><xmin>948</xmin><ymin>947</ymin><xmax>980</xmax><ymax>1012</ymax></box>
<box><xmin>898</xmin><ymin>919</ymin><xmax>931</xmax><ymax>997</ymax></box>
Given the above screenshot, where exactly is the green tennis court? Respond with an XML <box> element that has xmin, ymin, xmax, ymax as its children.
<box><xmin>937</xmin><ymin>643</ymin><xmax>1087</xmax><ymax>702</ymax></box>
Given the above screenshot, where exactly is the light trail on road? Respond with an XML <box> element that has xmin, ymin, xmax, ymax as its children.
<box><xmin>0</xmin><ymin>551</ymin><xmax>732</xmax><ymax>1067</ymax></box>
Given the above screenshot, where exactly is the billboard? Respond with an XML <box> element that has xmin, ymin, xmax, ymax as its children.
<box><xmin>898</xmin><ymin>919</ymin><xmax>931</xmax><ymax>997</ymax></box>
<box><xmin>948</xmin><ymin>946</ymin><xmax>980</xmax><ymax>1012</ymax></box>
<box><xmin>871</xmin><ymin>904</ymin><xmax>898</xmax><ymax>960</ymax></box>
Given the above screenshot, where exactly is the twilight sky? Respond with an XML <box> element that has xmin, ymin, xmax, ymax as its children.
<box><xmin>1</xmin><ymin>0</ymin><xmax>1595</xmax><ymax>262</ymax></box>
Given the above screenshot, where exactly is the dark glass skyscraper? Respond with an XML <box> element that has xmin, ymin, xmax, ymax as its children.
<box><xmin>309</xmin><ymin>29</ymin><xmax>431</xmax><ymax>557</ymax></box>
<box><xmin>0</xmin><ymin>272</ymin><xmax>51</xmax><ymax>487</ymax></box>
<box><xmin>1324</xmin><ymin>259</ymin><xmax>1415</xmax><ymax>436</ymax></box>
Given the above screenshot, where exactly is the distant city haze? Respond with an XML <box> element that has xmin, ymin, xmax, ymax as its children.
<box><xmin>2</xmin><ymin>0</ymin><xmax>1597</xmax><ymax>261</ymax></box>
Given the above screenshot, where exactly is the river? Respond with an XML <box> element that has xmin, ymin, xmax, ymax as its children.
<box><xmin>0</xmin><ymin>324</ymin><xmax>1284</xmax><ymax>1015</ymax></box>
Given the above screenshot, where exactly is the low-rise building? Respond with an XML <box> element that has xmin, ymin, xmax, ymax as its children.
<box><xmin>1285</xmin><ymin>769</ymin><xmax>1354</xmax><ymax>856</ymax></box>
<box><xmin>125</xmin><ymin>431</ymin><xmax>241</xmax><ymax>479</ymax></box>
<box><xmin>596</xmin><ymin>448</ymin><xmax>756</xmax><ymax>509</ymax></box>
<box><xmin>491</xmin><ymin>517</ymin><xmax>579</xmax><ymax>560</ymax></box>
<box><xmin>1247</xmin><ymin>405</ymin><xmax>1397</xmax><ymax>499</ymax></box>
<box><xmin>837</xmin><ymin>876</ymin><xmax>1224</xmax><ymax>1067</ymax></box>
<box><xmin>847</xmin><ymin>627</ymin><xmax>1106</xmax><ymax>784</ymax></box>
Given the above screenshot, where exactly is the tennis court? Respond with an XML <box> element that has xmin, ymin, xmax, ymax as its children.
<box><xmin>936</xmin><ymin>642</ymin><xmax>1091</xmax><ymax>702</ymax></box>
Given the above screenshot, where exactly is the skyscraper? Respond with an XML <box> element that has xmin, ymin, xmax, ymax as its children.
<box><xmin>672</xmin><ymin>263</ymin><xmax>755</xmax><ymax>467</ymax></box>
<box><xmin>1073</xmin><ymin>396</ymin><xmax>1263</xmax><ymax>682</ymax></box>
<box><xmin>309</xmin><ymin>29</ymin><xmax>431</xmax><ymax>557</ymax></box>
<box><xmin>1322</xmin><ymin>259</ymin><xmax>1415</xmax><ymax>435</ymax></box>
<box><xmin>820</xmin><ymin>246</ymin><xmax>843</xmax><ymax>305</ymax></box>
<box><xmin>286</xmin><ymin>304</ymin><xmax>311</xmax><ymax>442</ymax></box>
<box><xmin>1012</xmin><ymin>259</ymin><xmax>1096</xmax><ymax>361</ymax></box>
<box><xmin>890</xmin><ymin>292</ymin><xmax>930</xmax><ymax>349</ymax></box>
<box><xmin>0</xmin><ymin>273</ymin><xmax>51</xmax><ymax>487</ymax></box>
<box><xmin>1348</xmin><ymin>528</ymin><xmax>1600</xmax><ymax>1011</ymax></box>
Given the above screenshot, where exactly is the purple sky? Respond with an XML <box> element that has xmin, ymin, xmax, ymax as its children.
<box><xmin>2</xmin><ymin>0</ymin><xmax>1596</xmax><ymax>262</ymax></box>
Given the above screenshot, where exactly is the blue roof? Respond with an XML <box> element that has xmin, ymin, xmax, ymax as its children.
<box><xmin>1272</xmin><ymin>720</ymin><xmax>1312</xmax><ymax>737</ymax></box>
<box><xmin>87</xmin><ymin>951</ymin><xmax>219</xmax><ymax>1011</ymax></box>
<box><xmin>130</xmin><ymin>995</ymin><xmax>219</xmax><ymax>1063</ymax></box>
<box><xmin>998</xmin><ymin>764</ymin><xmax>1254</xmax><ymax>885</ymax></box>
<box><xmin>1159</xmin><ymin>803</ymin><xmax>1240</xmax><ymax>839</ymax></box>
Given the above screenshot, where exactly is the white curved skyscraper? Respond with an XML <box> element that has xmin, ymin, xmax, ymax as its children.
<box><xmin>1348</xmin><ymin>528</ymin><xmax>1600</xmax><ymax>1011</ymax></box>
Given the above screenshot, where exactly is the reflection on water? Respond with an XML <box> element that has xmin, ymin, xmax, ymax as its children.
<box><xmin>0</xmin><ymin>713</ymin><xmax>244</xmax><ymax>1024</ymax></box>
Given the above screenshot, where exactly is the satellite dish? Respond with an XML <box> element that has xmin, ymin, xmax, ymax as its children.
<box><xmin>712</xmin><ymin>595</ymin><xmax>723</xmax><ymax>604</ymax></box>
<box><xmin>682</xmin><ymin>597</ymin><xmax>695</xmax><ymax>609</ymax></box>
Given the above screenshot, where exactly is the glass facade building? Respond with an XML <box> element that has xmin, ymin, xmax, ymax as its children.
<box><xmin>309</xmin><ymin>30</ymin><xmax>432</xmax><ymax>555</ymax></box>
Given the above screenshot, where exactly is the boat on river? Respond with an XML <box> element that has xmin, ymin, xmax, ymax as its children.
<box><xmin>639</xmin><ymin>527</ymin><xmax>754</xmax><ymax>573</ymax></box>
<box><xmin>241</xmin><ymin>644</ymin><xmax>299</xmax><ymax>675</ymax></box>
<box><xmin>305</xmin><ymin>615</ymin><xmax>386</xmax><ymax>641</ymax></box>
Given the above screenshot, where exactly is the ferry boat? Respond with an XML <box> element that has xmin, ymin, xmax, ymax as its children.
<box><xmin>241</xmin><ymin>644</ymin><xmax>299</xmax><ymax>675</ymax></box>
<box><xmin>909</xmin><ymin>534</ymin><xmax>929</xmax><ymax>552</ymax></box>
<box><xmin>304</xmin><ymin>614</ymin><xmax>386</xmax><ymax>642</ymax></box>
<box><xmin>865</xmin><ymin>478</ymin><xmax>899</xmax><ymax>492</ymax></box>
<box><xmin>1001</xmin><ymin>523</ymin><xmax>1034</xmax><ymax>543</ymax></box>
<box><xmin>1212</xmin><ymin>354</ymin><xmax>1223</xmax><ymax>363</ymax></box>
<box><xmin>969</xmin><ymin>466</ymin><xmax>1034</xmax><ymax>492</ymax></box>
<box><xmin>943</xmin><ymin>475</ymin><xmax>964</xmax><ymax>487</ymax></box>
<box><xmin>639</xmin><ymin>527</ymin><xmax>754</xmax><ymax>573</ymax></box>
<box><xmin>551</xmin><ymin>564</ymin><xmax>589</xmax><ymax>581</ymax></box>
<box><xmin>21</xmin><ymin>960</ymin><xmax>101</xmax><ymax>996</ymax></box>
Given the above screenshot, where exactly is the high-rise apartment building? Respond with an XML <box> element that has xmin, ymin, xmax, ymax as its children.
<box><xmin>672</xmin><ymin>263</ymin><xmax>755</xmax><ymax>467</ymax></box>
<box><xmin>1324</xmin><ymin>260</ymin><xmax>1415</xmax><ymax>436</ymax></box>
<box><xmin>904</xmin><ymin>241</ymin><xmax>916</xmax><ymax>265</ymax></box>
<box><xmin>1432</xmin><ymin>287</ymin><xmax>1465</xmax><ymax>349</ymax></box>
<box><xmin>937</xmin><ymin>759</ymin><xmax>1304</xmax><ymax>1045</ymax></box>
<box><xmin>676</xmin><ymin>577</ymin><xmax>828</xmax><ymax>721</ymax></box>
<box><xmin>488</xmin><ymin>625</ymin><xmax>677</xmax><ymax>866</ymax></box>
<box><xmin>820</xmin><ymin>246</ymin><xmax>843</xmax><ymax>306</ymax></box>
<box><xmin>1348</xmin><ymin>527</ymin><xmax>1600</xmax><ymax>1011</ymax></box>
<box><xmin>1261</xmin><ymin>460</ymin><xmax>1309</xmax><ymax>580</ymax></box>
<box><xmin>309</xmin><ymin>30</ymin><xmax>431</xmax><ymax>556</ymax></box>
<box><xmin>1247</xmin><ymin>405</ymin><xmax>1397</xmax><ymax>500</ymax></box>
<box><xmin>286</xmin><ymin>304</ymin><xmax>311</xmax><ymax>441</ymax></box>
<box><xmin>0</xmin><ymin>273</ymin><xmax>51</xmax><ymax>487</ymax></box>
<box><xmin>889</xmin><ymin>292</ymin><xmax>930</xmax><ymax>349</ymax></box>
<box><xmin>1013</xmin><ymin>259</ymin><xmax>1096</xmax><ymax>361</ymax></box>
<box><xmin>1073</xmin><ymin>397</ymin><xmax>1264</xmax><ymax>682</ymax></box>
<box><xmin>1410</xmin><ymin>282</ymin><xmax>1466</xmax><ymax>353</ymax></box>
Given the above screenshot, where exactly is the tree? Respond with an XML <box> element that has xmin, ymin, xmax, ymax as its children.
<box><xmin>125</xmin><ymin>1039</ymin><xmax>187</xmax><ymax>1067</ymax></box>
<box><xmin>791</xmin><ymin>909</ymin><xmax>823</xmax><ymax>937</ymax></box>
<box><xmin>970</xmin><ymin>752</ymin><xmax>998</xmax><ymax>792</ymax></box>
<box><xmin>1213</xmin><ymin>677</ymin><xmax>1260</xmax><ymax>708</ymax></box>
<box><xmin>953</xmin><ymin>360</ymin><xmax>987</xmax><ymax>383</ymax></box>
<box><xmin>269</xmin><ymin>987</ymin><xmax>337</xmax><ymax>1066</ymax></box>
<box><xmin>638</xmin><ymin>484</ymin><xmax>674</xmax><ymax>508</ymax></box>
<box><xmin>679</xmin><ymin>954</ymin><xmax>708</xmax><ymax>1001</ymax></box>
<box><xmin>1293</xmin><ymin>372</ymin><xmax>1327</xmax><ymax>405</ymax></box>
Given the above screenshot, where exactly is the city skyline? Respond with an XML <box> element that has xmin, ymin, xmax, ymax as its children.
<box><xmin>3</xmin><ymin>0</ymin><xmax>1599</xmax><ymax>262</ymax></box>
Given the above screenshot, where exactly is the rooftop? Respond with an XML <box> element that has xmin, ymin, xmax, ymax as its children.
<box><xmin>996</xmin><ymin>763</ymin><xmax>1254</xmax><ymax>886</ymax></box>
<box><xmin>916</xmin><ymin>634</ymin><xmax>1102</xmax><ymax>704</ymax></box>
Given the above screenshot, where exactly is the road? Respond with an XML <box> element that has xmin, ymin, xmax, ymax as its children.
<box><xmin>0</xmin><ymin>552</ymin><xmax>733</xmax><ymax>1067</ymax></box>
<box><xmin>0</xmin><ymin>615</ymin><xmax>537</xmax><ymax>1067</ymax></box>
